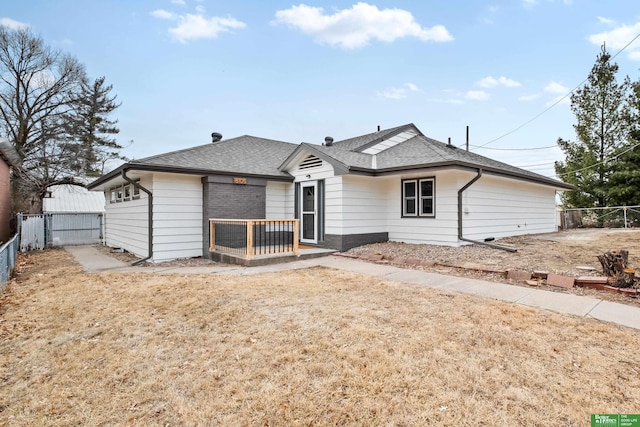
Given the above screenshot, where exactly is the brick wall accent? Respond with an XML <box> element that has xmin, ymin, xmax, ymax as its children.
<box><xmin>202</xmin><ymin>175</ymin><xmax>267</xmax><ymax>257</ymax></box>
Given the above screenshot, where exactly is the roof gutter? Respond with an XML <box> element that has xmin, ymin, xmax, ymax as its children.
<box><xmin>90</xmin><ymin>163</ymin><xmax>293</xmax><ymax>190</ymax></box>
<box><xmin>121</xmin><ymin>169</ymin><xmax>153</xmax><ymax>265</ymax></box>
<box><xmin>457</xmin><ymin>168</ymin><xmax>517</xmax><ymax>253</ymax></box>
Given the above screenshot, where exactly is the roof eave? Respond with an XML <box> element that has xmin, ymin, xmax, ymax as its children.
<box><xmin>88</xmin><ymin>162</ymin><xmax>294</xmax><ymax>190</ymax></box>
<box><xmin>349</xmin><ymin>161</ymin><xmax>574</xmax><ymax>189</ymax></box>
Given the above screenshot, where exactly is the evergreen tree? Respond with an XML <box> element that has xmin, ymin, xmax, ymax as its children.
<box><xmin>0</xmin><ymin>26</ymin><xmax>125</xmax><ymax>212</ymax></box>
<box><xmin>65</xmin><ymin>76</ymin><xmax>124</xmax><ymax>177</ymax></box>
<box><xmin>608</xmin><ymin>78</ymin><xmax>640</xmax><ymax>206</ymax></box>
<box><xmin>555</xmin><ymin>46</ymin><xmax>632</xmax><ymax>208</ymax></box>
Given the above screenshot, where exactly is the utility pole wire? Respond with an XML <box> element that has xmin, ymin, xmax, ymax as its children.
<box><xmin>469</xmin><ymin>31</ymin><xmax>640</xmax><ymax>151</ymax></box>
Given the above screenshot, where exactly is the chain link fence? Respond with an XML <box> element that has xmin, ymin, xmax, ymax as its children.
<box><xmin>561</xmin><ymin>206</ymin><xmax>640</xmax><ymax>229</ymax></box>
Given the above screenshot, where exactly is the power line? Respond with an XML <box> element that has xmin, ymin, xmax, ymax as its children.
<box><xmin>514</xmin><ymin>161</ymin><xmax>556</xmax><ymax>168</ymax></box>
<box><xmin>472</xmin><ymin>31</ymin><xmax>640</xmax><ymax>151</ymax></box>
<box><xmin>550</xmin><ymin>141</ymin><xmax>640</xmax><ymax>178</ymax></box>
<box><xmin>470</xmin><ymin>144</ymin><xmax>559</xmax><ymax>151</ymax></box>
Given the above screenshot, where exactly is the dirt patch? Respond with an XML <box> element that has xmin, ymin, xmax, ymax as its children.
<box><xmin>1</xmin><ymin>249</ymin><xmax>639</xmax><ymax>425</ymax></box>
<box><xmin>345</xmin><ymin>229</ymin><xmax>640</xmax><ymax>307</ymax></box>
<box><xmin>95</xmin><ymin>244</ymin><xmax>225</xmax><ymax>268</ymax></box>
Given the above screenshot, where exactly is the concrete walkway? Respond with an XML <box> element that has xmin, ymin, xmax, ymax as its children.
<box><xmin>64</xmin><ymin>245</ymin><xmax>640</xmax><ymax>330</ymax></box>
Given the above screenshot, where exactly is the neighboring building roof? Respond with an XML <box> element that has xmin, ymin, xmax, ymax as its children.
<box><xmin>89</xmin><ymin>135</ymin><xmax>298</xmax><ymax>189</ymax></box>
<box><xmin>0</xmin><ymin>138</ymin><xmax>22</xmax><ymax>168</ymax></box>
<box><xmin>280</xmin><ymin>123</ymin><xmax>573</xmax><ymax>190</ymax></box>
<box><xmin>43</xmin><ymin>184</ymin><xmax>106</xmax><ymax>213</ymax></box>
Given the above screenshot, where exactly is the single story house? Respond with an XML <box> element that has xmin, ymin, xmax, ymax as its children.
<box><xmin>88</xmin><ymin>123</ymin><xmax>573</xmax><ymax>262</ymax></box>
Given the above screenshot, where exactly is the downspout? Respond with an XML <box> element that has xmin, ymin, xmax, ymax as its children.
<box><xmin>458</xmin><ymin>168</ymin><xmax>517</xmax><ymax>252</ymax></box>
<box><xmin>121</xmin><ymin>169</ymin><xmax>154</xmax><ymax>265</ymax></box>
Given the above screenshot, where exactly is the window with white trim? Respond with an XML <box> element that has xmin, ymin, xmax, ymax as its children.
<box><xmin>402</xmin><ymin>178</ymin><xmax>435</xmax><ymax>217</ymax></box>
<box><xmin>108</xmin><ymin>182</ymin><xmax>142</xmax><ymax>203</ymax></box>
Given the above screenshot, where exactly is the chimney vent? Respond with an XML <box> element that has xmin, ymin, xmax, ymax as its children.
<box><xmin>324</xmin><ymin>136</ymin><xmax>334</xmax><ymax>146</ymax></box>
<box><xmin>211</xmin><ymin>132</ymin><xmax>223</xmax><ymax>143</ymax></box>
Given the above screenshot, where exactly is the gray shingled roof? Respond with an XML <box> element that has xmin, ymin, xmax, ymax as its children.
<box><xmin>283</xmin><ymin>123</ymin><xmax>572</xmax><ymax>189</ymax></box>
<box><xmin>89</xmin><ymin>123</ymin><xmax>572</xmax><ymax>191</ymax></box>
<box><xmin>89</xmin><ymin>135</ymin><xmax>298</xmax><ymax>189</ymax></box>
<box><xmin>135</xmin><ymin>135</ymin><xmax>297</xmax><ymax>177</ymax></box>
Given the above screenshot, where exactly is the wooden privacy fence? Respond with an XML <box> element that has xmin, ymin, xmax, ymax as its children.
<box><xmin>209</xmin><ymin>219</ymin><xmax>299</xmax><ymax>259</ymax></box>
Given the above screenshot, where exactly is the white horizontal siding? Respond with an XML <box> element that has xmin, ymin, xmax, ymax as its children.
<box><xmin>339</xmin><ymin>175</ymin><xmax>389</xmax><ymax>235</ymax></box>
<box><xmin>104</xmin><ymin>175</ymin><xmax>152</xmax><ymax>258</ymax></box>
<box><xmin>324</xmin><ymin>176</ymin><xmax>343</xmax><ymax>235</ymax></box>
<box><xmin>386</xmin><ymin>171</ymin><xmax>460</xmax><ymax>246</ymax></box>
<box><xmin>284</xmin><ymin>183</ymin><xmax>295</xmax><ymax>219</ymax></box>
<box><xmin>151</xmin><ymin>173</ymin><xmax>203</xmax><ymax>262</ymax></box>
<box><xmin>266</xmin><ymin>182</ymin><xmax>294</xmax><ymax>219</ymax></box>
<box><xmin>461</xmin><ymin>174</ymin><xmax>557</xmax><ymax>240</ymax></box>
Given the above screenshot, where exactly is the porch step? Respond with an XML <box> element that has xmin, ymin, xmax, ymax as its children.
<box><xmin>210</xmin><ymin>248</ymin><xmax>336</xmax><ymax>267</ymax></box>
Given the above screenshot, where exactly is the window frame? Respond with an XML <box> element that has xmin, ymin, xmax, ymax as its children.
<box><xmin>108</xmin><ymin>181</ymin><xmax>142</xmax><ymax>204</ymax></box>
<box><xmin>401</xmin><ymin>177</ymin><xmax>436</xmax><ymax>218</ymax></box>
<box><xmin>123</xmin><ymin>184</ymin><xmax>132</xmax><ymax>201</ymax></box>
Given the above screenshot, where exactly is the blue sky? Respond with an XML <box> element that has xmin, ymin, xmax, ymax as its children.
<box><xmin>3</xmin><ymin>1</ymin><xmax>640</xmax><ymax>179</ymax></box>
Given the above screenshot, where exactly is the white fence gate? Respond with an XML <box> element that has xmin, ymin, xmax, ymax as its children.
<box><xmin>18</xmin><ymin>213</ymin><xmax>104</xmax><ymax>250</ymax></box>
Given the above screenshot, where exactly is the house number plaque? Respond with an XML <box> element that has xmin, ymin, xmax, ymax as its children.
<box><xmin>233</xmin><ymin>177</ymin><xmax>247</xmax><ymax>185</ymax></box>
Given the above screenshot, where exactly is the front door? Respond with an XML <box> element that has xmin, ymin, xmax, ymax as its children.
<box><xmin>300</xmin><ymin>181</ymin><xmax>317</xmax><ymax>244</ymax></box>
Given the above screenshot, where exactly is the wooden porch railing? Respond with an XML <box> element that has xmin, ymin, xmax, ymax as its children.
<box><xmin>209</xmin><ymin>219</ymin><xmax>299</xmax><ymax>259</ymax></box>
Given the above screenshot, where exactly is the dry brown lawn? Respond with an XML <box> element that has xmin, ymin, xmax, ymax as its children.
<box><xmin>1</xmin><ymin>249</ymin><xmax>639</xmax><ymax>426</ymax></box>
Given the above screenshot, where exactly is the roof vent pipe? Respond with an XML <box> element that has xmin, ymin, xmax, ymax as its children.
<box><xmin>377</xmin><ymin>125</ymin><xmax>380</xmax><ymax>132</ymax></box>
<box><xmin>324</xmin><ymin>136</ymin><xmax>334</xmax><ymax>146</ymax></box>
<box><xmin>466</xmin><ymin>126</ymin><xmax>469</xmax><ymax>152</ymax></box>
<box><xmin>211</xmin><ymin>132</ymin><xmax>223</xmax><ymax>143</ymax></box>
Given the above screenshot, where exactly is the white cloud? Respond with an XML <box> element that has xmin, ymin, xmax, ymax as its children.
<box><xmin>465</xmin><ymin>90</ymin><xmax>490</xmax><ymax>101</ymax></box>
<box><xmin>523</xmin><ymin>0</ymin><xmax>571</xmax><ymax>7</ymax></box>
<box><xmin>377</xmin><ymin>82</ymin><xmax>420</xmax><ymax>100</ymax></box>
<box><xmin>150</xmin><ymin>9</ymin><xmax>175</xmax><ymax>20</ymax></box>
<box><xmin>597</xmin><ymin>16</ymin><xmax>615</xmax><ymax>26</ymax></box>
<box><xmin>588</xmin><ymin>20</ymin><xmax>640</xmax><ymax>60</ymax></box>
<box><xmin>195</xmin><ymin>5</ymin><xmax>206</xmax><ymax>14</ymax></box>
<box><xmin>544</xmin><ymin>81</ymin><xmax>568</xmax><ymax>94</ymax></box>
<box><xmin>0</xmin><ymin>17</ymin><xmax>29</xmax><ymax>30</ymax></box>
<box><xmin>150</xmin><ymin>9</ymin><xmax>246</xmax><ymax>43</ymax></box>
<box><xmin>430</xmin><ymin>98</ymin><xmax>465</xmax><ymax>105</ymax></box>
<box><xmin>273</xmin><ymin>2</ymin><xmax>453</xmax><ymax>49</ymax></box>
<box><xmin>519</xmin><ymin>94</ymin><xmax>541</xmax><ymax>101</ymax></box>
<box><xmin>476</xmin><ymin>75</ymin><xmax>521</xmax><ymax>88</ymax></box>
<box><xmin>171</xmin><ymin>0</ymin><xmax>186</xmax><ymax>5</ymax></box>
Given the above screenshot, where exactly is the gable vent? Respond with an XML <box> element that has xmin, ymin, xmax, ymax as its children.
<box><xmin>299</xmin><ymin>154</ymin><xmax>323</xmax><ymax>170</ymax></box>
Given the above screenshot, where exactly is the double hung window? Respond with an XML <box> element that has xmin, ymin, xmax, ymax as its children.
<box><xmin>402</xmin><ymin>178</ymin><xmax>435</xmax><ymax>217</ymax></box>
